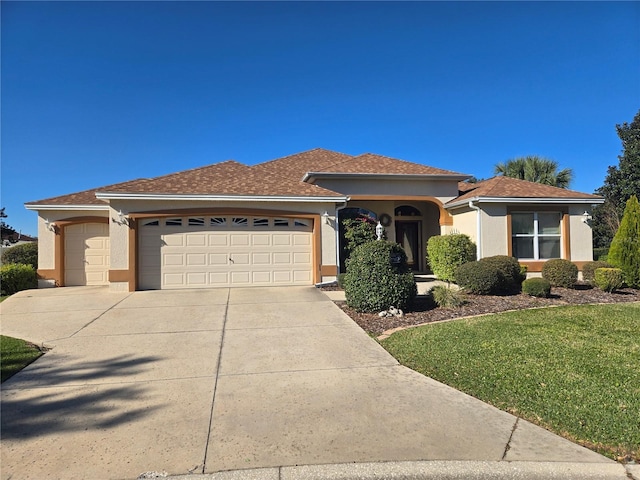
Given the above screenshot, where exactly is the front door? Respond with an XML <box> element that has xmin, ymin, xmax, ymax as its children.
<box><xmin>395</xmin><ymin>221</ymin><xmax>421</xmax><ymax>271</ymax></box>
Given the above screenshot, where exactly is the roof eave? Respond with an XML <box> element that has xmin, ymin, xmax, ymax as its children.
<box><xmin>24</xmin><ymin>204</ymin><xmax>109</xmax><ymax>211</ymax></box>
<box><xmin>445</xmin><ymin>196</ymin><xmax>605</xmax><ymax>209</ymax></box>
<box><xmin>303</xmin><ymin>172</ymin><xmax>472</xmax><ymax>183</ymax></box>
<box><xmin>94</xmin><ymin>192</ymin><xmax>349</xmax><ymax>203</ymax></box>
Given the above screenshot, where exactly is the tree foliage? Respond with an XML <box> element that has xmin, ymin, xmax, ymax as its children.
<box><xmin>494</xmin><ymin>155</ymin><xmax>573</xmax><ymax>189</ymax></box>
<box><xmin>607</xmin><ymin>195</ymin><xmax>640</xmax><ymax>288</ymax></box>
<box><xmin>592</xmin><ymin>109</ymin><xmax>640</xmax><ymax>248</ymax></box>
<box><xmin>426</xmin><ymin>234</ymin><xmax>476</xmax><ymax>282</ymax></box>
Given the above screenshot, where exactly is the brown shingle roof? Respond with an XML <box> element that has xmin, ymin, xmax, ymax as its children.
<box><xmin>253</xmin><ymin>148</ymin><xmax>354</xmax><ymax>180</ymax></box>
<box><xmin>450</xmin><ymin>176</ymin><xmax>603</xmax><ymax>204</ymax></box>
<box><xmin>25</xmin><ymin>178</ymin><xmax>150</xmax><ymax>206</ymax></box>
<box><xmin>100</xmin><ymin>160</ymin><xmax>343</xmax><ymax>197</ymax></box>
<box><xmin>318</xmin><ymin>153</ymin><xmax>467</xmax><ymax>176</ymax></box>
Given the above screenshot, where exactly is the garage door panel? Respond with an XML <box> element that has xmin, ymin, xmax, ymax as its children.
<box><xmin>65</xmin><ymin>222</ymin><xmax>109</xmax><ymax>286</ymax></box>
<box><xmin>139</xmin><ymin>216</ymin><xmax>313</xmax><ymax>289</ymax></box>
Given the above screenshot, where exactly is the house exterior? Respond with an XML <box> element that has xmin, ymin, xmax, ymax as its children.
<box><xmin>25</xmin><ymin>148</ymin><xmax>603</xmax><ymax>291</ymax></box>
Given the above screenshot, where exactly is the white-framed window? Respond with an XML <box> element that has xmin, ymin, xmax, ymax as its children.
<box><xmin>511</xmin><ymin>212</ymin><xmax>562</xmax><ymax>260</ymax></box>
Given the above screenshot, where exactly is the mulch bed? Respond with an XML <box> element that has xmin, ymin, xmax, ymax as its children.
<box><xmin>326</xmin><ymin>284</ymin><xmax>640</xmax><ymax>336</ymax></box>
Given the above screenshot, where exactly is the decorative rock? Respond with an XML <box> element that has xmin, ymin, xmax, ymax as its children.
<box><xmin>378</xmin><ymin>311</ymin><xmax>388</xmax><ymax>317</ymax></box>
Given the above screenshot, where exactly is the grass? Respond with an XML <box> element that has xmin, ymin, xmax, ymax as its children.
<box><xmin>380</xmin><ymin>302</ymin><xmax>640</xmax><ymax>462</ymax></box>
<box><xmin>1</xmin><ymin>335</ymin><xmax>43</xmax><ymax>382</ymax></box>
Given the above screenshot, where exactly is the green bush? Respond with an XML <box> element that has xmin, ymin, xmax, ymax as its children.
<box><xmin>582</xmin><ymin>260</ymin><xmax>612</xmax><ymax>285</ymax></box>
<box><xmin>594</xmin><ymin>268</ymin><xmax>624</xmax><ymax>293</ymax></box>
<box><xmin>343</xmin><ymin>241</ymin><xmax>417</xmax><ymax>312</ymax></box>
<box><xmin>426</xmin><ymin>234</ymin><xmax>476</xmax><ymax>282</ymax></box>
<box><xmin>522</xmin><ymin>278</ymin><xmax>551</xmax><ymax>298</ymax></box>
<box><xmin>0</xmin><ymin>263</ymin><xmax>37</xmax><ymax>295</ymax></box>
<box><xmin>337</xmin><ymin>273</ymin><xmax>347</xmax><ymax>289</ymax></box>
<box><xmin>542</xmin><ymin>259</ymin><xmax>578</xmax><ymax>288</ymax></box>
<box><xmin>1</xmin><ymin>242</ymin><xmax>38</xmax><ymax>270</ymax></box>
<box><xmin>608</xmin><ymin>195</ymin><xmax>640</xmax><ymax>288</ymax></box>
<box><xmin>478</xmin><ymin>255</ymin><xmax>524</xmax><ymax>293</ymax></box>
<box><xmin>431</xmin><ymin>284</ymin><xmax>465</xmax><ymax>308</ymax></box>
<box><xmin>454</xmin><ymin>261</ymin><xmax>500</xmax><ymax>295</ymax></box>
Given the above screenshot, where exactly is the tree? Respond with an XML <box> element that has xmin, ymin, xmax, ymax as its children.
<box><xmin>607</xmin><ymin>195</ymin><xmax>640</xmax><ymax>288</ymax></box>
<box><xmin>0</xmin><ymin>207</ymin><xmax>18</xmax><ymax>243</ymax></box>
<box><xmin>592</xmin><ymin>109</ymin><xmax>640</xmax><ymax>248</ymax></box>
<box><xmin>494</xmin><ymin>155</ymin><xmax>573</xmax><ymax>188</ymax></box>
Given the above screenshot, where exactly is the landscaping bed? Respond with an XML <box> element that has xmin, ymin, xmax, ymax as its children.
<box><xmin>331</xmin><ymin>284</ymin><xmax>640</xmax><ymax>336</ymax></box>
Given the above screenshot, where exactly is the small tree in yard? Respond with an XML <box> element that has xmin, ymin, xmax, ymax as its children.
<box><xmin>427</xmin><ymin>234</ymin><xmax>476</xmax><ymax>282</ymax></box>
<box><xmin>608</xmin><ymin>195</ymin><xmax>640</xmax><ymax>288</ymax></box>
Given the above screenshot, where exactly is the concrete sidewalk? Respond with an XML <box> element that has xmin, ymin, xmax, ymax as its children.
<box><xmin>0</xmin><ymin>286</ymin><xmax>631</xmax><ymax>480</ymax></box>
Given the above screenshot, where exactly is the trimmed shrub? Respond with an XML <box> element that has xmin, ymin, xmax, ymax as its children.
<box><xmin>542</xmin><ymin>259</ymin><xmax>578</xmax><ymax>288</ymax></box>
<box><xmin>431</xmin><ymin>284</ymin><xmax>465</xmax><ymax>308</ymax></box>
<box><xmin>582</xmin><ymin>260</ymin><xmax>612</xmax><ymax>285</ymax></box>
<box><xmin>426</xmin><ymin>234</ymin><xmax>476</xmax><ymax>282</ymax></box>
<box><xmin>343</xmin><ymin>241</ymin><xmax>417</xmax><ymax>313</ymax></box>
<box><xmin>522</xmin><ymin>278</ymin><xmax>551</xmax><ymax>298</ymax></box>
<box><xmin>594</xmin><ymin>268</ymin><xmax>624</xmax><ymax>293</ymax></box>
<box><xmin>454</xmin><ymin>261</ymin><xmax>500</xmax><ymax>295</ymax></box>
<box><xmin>1</xmin><ymin>263</ymin><xmax>37</xmax><ymax>296</ymax></box>
<box><xmin>1</xmin><ymin>242</ymin><xmax>38</xmax><ymax>270</ymax></box>
<box><xmin>337</xmin><ymin>273</ymin><xmax>347</xmax><ymax>289</ymax></box>
<box><xmin>608</xmin><ymin>195</ymin><xmax>640</xmax><ymax>288</ymax></box>
<box><xmin>478</xmin><ymin>255</ymin><xmax>524</xmax><ymax>293</ymax></box>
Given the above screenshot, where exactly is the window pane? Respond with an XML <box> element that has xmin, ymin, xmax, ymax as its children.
<box><xmin>253</xmin><ymin>218</ymin><xmax>269</xmax><ymax>227</ymax></box>
<box><xmin>188</xmin><ymin>217</ymin><xmax>205</xmax><ymax>226</ymax></box>
<box><xmin>166</xmin><ymin>218</ymin><xmax>182</xmax><ymax>226</ymax></box>
<box><xmin>538</xmin><ymin>212</ymin><xmax>561</xmax><ymax>234</ymax></box>
<box><xmin>512</xmin><ymin>237</ymin><xmax>534</xmax><ymax>259</ymax></box>
<box><xmin>512</xmin><ymin>213</ymin><xmax>534</xmax><ymax>234</ymax></box>
<box><xmin>539</xmin><ymin>237</ymin><xmax>561</xmax><ymax>259</ymax></box>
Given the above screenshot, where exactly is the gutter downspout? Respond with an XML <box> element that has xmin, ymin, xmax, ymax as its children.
<box><xmin>469</xmin><ymin>200</ymin><xmax>482</xmax><ymax>260</ymax></box>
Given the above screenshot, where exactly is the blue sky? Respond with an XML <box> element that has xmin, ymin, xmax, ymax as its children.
<box><xmin>2</xmin><ymin>1</ymin><xmax>639</xmax><ymax>236</ymax></box>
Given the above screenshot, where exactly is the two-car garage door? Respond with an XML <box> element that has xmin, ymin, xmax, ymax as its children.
<box><xmin>138</xmin><ymin>215</ymin><xmax>314</xmax><ymax>289</ymax></box>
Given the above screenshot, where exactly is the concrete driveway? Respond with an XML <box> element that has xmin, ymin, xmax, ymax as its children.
<box><xmin>0</xmin><ymin>286</ymin><xmax>627</xmax><ymax>480</ymax></box>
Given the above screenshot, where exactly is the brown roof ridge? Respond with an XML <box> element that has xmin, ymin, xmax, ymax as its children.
<box><xmin>254</xmin><ymin>148</ymin><xmax>353</xmax><ymax>169</ymax></box>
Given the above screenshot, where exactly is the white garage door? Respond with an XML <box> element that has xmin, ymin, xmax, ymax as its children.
<box><xmin>138</xmin><ymin>215</ymin><xmax>314</xmax><ymax>289</ymax></box>
<box><xmin>65</xmin><ymin>223</ymin><xmax>110</xmax><ymax>286</ymax></box>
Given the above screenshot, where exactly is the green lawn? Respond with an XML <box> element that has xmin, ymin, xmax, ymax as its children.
<box><xmin>1</xmin><ymin>335</ymin><xmax>43</xmax><ymax>382</ymax></box>
<box><xmin>381</xmin><ymin>303</ymin><xmax>640</xmax><ymax>462</ymax></box>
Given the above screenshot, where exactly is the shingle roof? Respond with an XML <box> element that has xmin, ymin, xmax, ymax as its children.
<box><xmin>317</xmin><ymin>153</ymin><xmax>467</xmax><ymax>176</ymax></box>
<box><xmin>450</xmin><ymin>176</ymin><xmax>603</xmax><ymax>204</ymax></box>
<box><xmin>25</xmin><ymin>178</ymin><xmax>150</xmax><ymax>206</ymax></box>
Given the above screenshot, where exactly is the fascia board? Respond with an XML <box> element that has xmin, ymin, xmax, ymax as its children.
<box><xmin>94</xmin><ymin>192</ymin><xmax>349</xmax><ymax>203</ymax></box>
<box><xmin>24</xmin><ymin>204</ymin><xmax>109</xmax><ymax>211</ymax></box>
<box><xmin>302</xmin><ymin>172</ymin><xmax>472</xmax><ymax>183</ymax></box>
<box><xmin>445</xmin><ymin>196</ymin><xmax>605</xmax><ymax>210</ymax></box>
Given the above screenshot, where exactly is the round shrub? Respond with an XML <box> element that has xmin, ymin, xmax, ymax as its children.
<box><xmin>343</xmin><ymin>241</ymin><xmax>417</xmax><ymax>313</ymax></box>
<box><xmin>426</xmin><ymin>234</ymin><xmax>476</xmax><ymax>282</ymax></box>
<box><xmin>542</xmin><ymin>259</ymin><xmax>578</xmax><ymax>288</ymax></box>
<box><xmin>454</xmin><ymin>261</ymin><xmax>500</xmax><ymax>295</ymax></box>
<box><xmin>594</xmin><ymin>267</ymin><xmax>624</xmax><ymax>293</ymax></box>
<box><xmin>478</xmin><ymin>255</ymin><xmax>524</xmax><ymax>293</ymax></box>
<box><xmin>0</xmin><ymin>263</ymin><xmax>37</xmax><ymax>296</ymax></box>
<box><xmin>1</xmin><ymin>242</ymin><xmax>38</xmax><ymax>270</ymax></box>
<box><xmin>522</xmin><ymin>278</ymin><xmax>551</xmax><ymax>298</ymax></box>
<box><xmin>582</xmin><ymin>260</ymin><xmax>612</xmax><ymax>285</ymax></box>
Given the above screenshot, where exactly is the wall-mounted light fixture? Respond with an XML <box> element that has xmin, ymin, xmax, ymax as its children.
<box><xmin>322</xmin><ymin>211</ymin><xmax>330</xmax><ymax>225</ymax></box>
<box><xmin>44</xmin><ymin>218</ymin><xmax>56</xmax><ymax>232</ymax></box>
<box><xmin>113</xmin><ymin>209</ymin><xmax>128</xmax><ymax>226</ymax></box>
<box><xmin>376</xmin><ymin>221</ymin><xmax>384</xmax><ymax>241</ymax></box>
<box><xmin>582</xmin><ymin>211</ymin><xmax>592</xmax><ymax>224</ymax></box>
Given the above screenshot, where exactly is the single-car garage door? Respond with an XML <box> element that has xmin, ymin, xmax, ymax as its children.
<box><xmin>138</xmin><ymin>215</ymin><xmax>314</xmax><ymax>289</ymax></box>
<box><xmin>64</xmin><ymin>223</ymin><xmax>110</xmax><ymax>286</ymax></box>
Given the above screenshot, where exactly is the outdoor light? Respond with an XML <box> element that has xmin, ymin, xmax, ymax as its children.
<box><xmin>44</xmin><ymin>219</ymin><xmax>56</xmax><ymax>232</ymax></box>
<box><xmin>322</xmin><ymin>211</ymin><xmax>330</xmax><ymax>225</ymax></box>
<box><xmin>376</xmin><ymin>221</ymin><xmax>384</xmax><ymax>240</ymax></box>
<box><xmin>582</xmin><ymin>211</ymin><xmax>592</xmax><ymax>224</ymax></box>
<box><xmin>113</xmin><ymin>209</ymin><xmax>128</xmax><ymax>226</ymax></box>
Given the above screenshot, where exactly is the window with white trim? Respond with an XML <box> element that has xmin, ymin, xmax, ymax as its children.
<box><xmin>511</xmin><ymin>212</ymin><xmax>562</xmax><ymax>260</ymax></box>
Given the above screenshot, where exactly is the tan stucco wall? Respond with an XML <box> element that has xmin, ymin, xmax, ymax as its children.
<box><xmin>569</xmin><ymin>205</ymin><xmax>594</xmax><ymax>261</ymax></box>
<box><xmin>450</xmin><ymin>207</ymin><xmax>477</xmax><ymax>242</ymax></box>
<box><xmin>481</xmin><ymin>204</ymin><xmax>508</xmax><ymax>258</ymax></box>
<box><xmin>315</xmin><ymin>178</ymin><xmax>460</xmax><ymax>200</ymax></box>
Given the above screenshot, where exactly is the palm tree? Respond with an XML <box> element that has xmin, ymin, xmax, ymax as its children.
<box><xmin>494</xmin><ymin>155</ymin><xmax>573</xmax><ymax>189</ymax></box>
